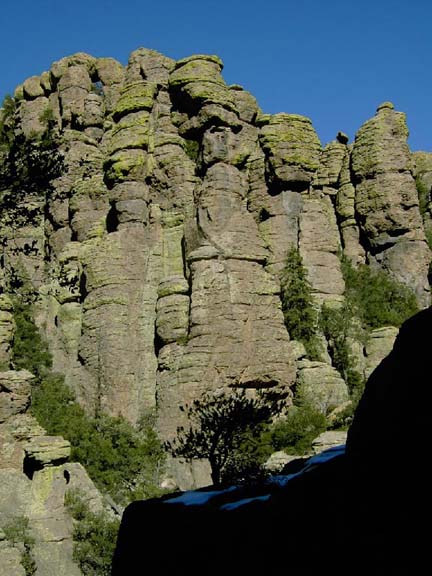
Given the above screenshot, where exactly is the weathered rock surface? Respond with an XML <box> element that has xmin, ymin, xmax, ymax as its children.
<box><xmin>312</xmin><ymin>430</ymin><xmax>347</xmax><ymax>453</ymax></box>
<box><xmin>351</xmin><ymin>102</ymin><xmax>430</xmax><ymax>305</ymax></box>
<box><xmin>0</xmin><ymin>372</ymin><xmax>104</xmax><ymax>576</ymax></box>
<box><xmin>0</xmin><ymin>371</ymin><xmax>34</xmax><ymax>423</ymax></box>
<box><xmin>0</xmin><ymin>545</ymin><xmax>26</xmax><ymax>576</ymax></box>
<box><xmin>296</xmin><ymin>359</ymin><xmax>349</xmax><ymax>413</ymax></box>
<box><xmin>24</xmin><ymin>436</ymin><xmax>71</xmax><ymax>469</ymax></box>
<box><xmin>364</xmin><ymin>326</ymin><xmax>399</xmax><ymax>379</ymax></box>
<box><xmin>0</xmin><ymin>49</ymin><xmax>430</xmax><ymax>454</ymax></box>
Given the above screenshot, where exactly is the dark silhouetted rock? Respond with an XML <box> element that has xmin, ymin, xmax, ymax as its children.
<box><xmin>113</xmin><ymin>307</ymin><xmax>431</xmax><ymax>573</ymax></box>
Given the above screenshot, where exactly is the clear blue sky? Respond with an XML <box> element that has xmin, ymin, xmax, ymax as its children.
<box><xmin>1</xmin><ymin>0</ymin><xmax>431</xmax><ymax>150</ymax></box>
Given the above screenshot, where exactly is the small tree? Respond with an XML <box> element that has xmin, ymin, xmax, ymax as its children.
<box><xmin>319</xmin><ymin>302</ymin><xmax>364</xmax><ymax>396</ymax></box>
<box><xmin>166</xmin><ymin>389</ymin><xmax>287</xmax><ymax>486</ymax></box>
<box><xmin>341</xmin><ymin>256</ymin><xmax>419</xmax><ymax>330</ymax></box>
<box><xmin>2</xmin><ymin>516</ymin><xmax>36</xmax><ymax>576</ymax></box>
<box><xmin>65</xmin><ymin>489</ymin><xmax>120</xmax><ymax>576</ymax></box>
<box><xmin>280</xmin><ymin>247</ymin><xmax>321</xmax><ymax>359</ymax></box>
<box><xmin>11</xmin><ymin>299</ymin><xmax>52</xmax><ymax>379</ymax></box>
<box><xmin>269</xmin><ymin>396</ymin><xmax>327</xmax><ymax>455</ymax></box>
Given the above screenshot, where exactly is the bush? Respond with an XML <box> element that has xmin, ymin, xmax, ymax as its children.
<box><xmin>341</xmin><ymin>257</ymin><xmax>419</xmax><ymax>330</ymax></box>
<box><xmin>319</xmin><ymin>302</ymin><xmax>364</xmax><ymax>396</ymax></box>
<box><xmin>183</xmin><ymin>138</ymin><xmax>200</xmax><ymax>162</ymax></box>
<box><xmin>11</xmin><ymin>299</ymin><xmax>52</xmax><ymax>378</ymax></box>
<box><xmin>269</xmin><ymin>393</ymin><xmax>327</xmax><ymax>455</ymax></box>
<box><xmin>32</xmin><ymin>375</ymin><xmax>165</xmax><ymax>504</ymax></box>
<box><xmin>0</xmin><ymin>94</ymin><xmax>17</xmax><ymax>152</ymax></box>
<box><xmin>65</xmin><ymin>490</ymin><xmax>119</xmax><ymax>576</ymax></box>
<box><xmin>280</xmin><ymin>247</ymin><xmax>321</xmax><ymax>359</ymax></box>
<box><xmin>166</xmin><ymin>389</ymin><xmax>287</xmax><ymax>486</ymax></box>
<box><xmin>416</xmin><ymin>176</ymin><xmax>431</xmax><ymax>218</ymax></box>
<box><xmin>2</xmin><ymin>516</ymin><xmax>36</xmax><ymax>576</ymax></box>
<box><xmin>0</xmin><ymin>95</ymin><xmax>64</xmax><ymax>225</ymax></box>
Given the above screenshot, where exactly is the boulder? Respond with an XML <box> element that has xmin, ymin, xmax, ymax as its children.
<box><xmin>24</xmin><ymin>436</ymin><xmax>71</xmax><ymax>470</ymax></box>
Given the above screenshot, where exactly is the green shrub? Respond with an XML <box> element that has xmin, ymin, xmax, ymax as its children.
<box><xmin>341</xmin><ymin>256</ymin><xmax>419</xmax><ymax>330</ymax></box>
<box><xmin>65</xmin><ymin>489</ymin><xmax>119</xmax><ymax>576</ymax></box>
<box><xmin>183</xmin><ymin>139</ymin><xmax>200</xmax><ymax>162</ymax></box>
<box><xmin>426</xmin><ymin>228</ymin><xmax>432</xmax><ymax>252</ymax></box>
<box><xmin>280</xmin><ymin>247</ymin><xmax>321</xmax><ymax>359</ymax></box>
<box><xmin>2</xmin><ymin>516</ymin><xmax>36</xmax><ymax>576</ymax></box>
<box><xmin>268</xmin><ymin>386</ymin><xmax>327</xmax><ymax>454</ymax></box>
<box><xmin>32</xmin><ymin>375</ymin><xmax>165</xmax><ymax>504</ymax></box>
<box><xmin>0</xmin><ymin>94</ymin><xmax>17</xmax><ymax>152</ymax></box>
<box><xmin>416</xmin><ymin>176</ymin><xmax>431</xmax><ymax>218</ymax></box>
<box><xmin>269</xmin><ymin>396</ymin><xmax>327</xmax><ymax>456</ymax></box>
<box><xmin>11</xmin><ymin>299</ymin><xmax>52</xmax><ymax>379</ymax></box>
<box><xmin>0</xmin><ymin>95</ymin><xmax>64</xmax><ymax>225</ymax></box>
<box><xmin>319</xmin><ymin>302</ymin><xmax>364</xmax><ymax>395</ymax></box>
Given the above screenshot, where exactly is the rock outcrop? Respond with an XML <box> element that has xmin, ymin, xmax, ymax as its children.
<box><xmin>0</xmin><ymin>370</ymin><xmax>105</xmax><ymax>576</ymax></box>
<box><xmin>0</xmin><ymin>49</ymin><xmax>430</xmax><ymax>446</ymax></box>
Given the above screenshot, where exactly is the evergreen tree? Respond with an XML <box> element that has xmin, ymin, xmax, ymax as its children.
<box><xmin>280</xmin><ymin>246</ymin><xmax>321</xmax><ymax>359</ymax></box>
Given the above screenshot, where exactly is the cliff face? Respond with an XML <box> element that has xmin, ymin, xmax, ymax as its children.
<box><xmin>0</xmin><ymin>49</ymin><xmax>431</xmax><ymax>438</ymax></box>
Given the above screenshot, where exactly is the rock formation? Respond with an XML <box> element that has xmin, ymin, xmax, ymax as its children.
<box><xmin>0</xmin><ymin>370</ymin><xmax>105</xmax><ymax>576</ymax></box>
<box><xmin>0</xmin><ymin>47</ymin><xmax>430</xmax><ymax>446</ymax></box>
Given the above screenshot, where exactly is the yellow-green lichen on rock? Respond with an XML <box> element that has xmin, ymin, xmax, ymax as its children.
<box><xmin>169</xmin><ymin>54</ymin><xmax>236</xmax><ymax>112</ymax></box>
<box><xmin>106</xmin><ymin>118</ymin><xmax>150</xmax><ymax>155</ymax></box>
<box><xmin>104</xmin><ymin>148</ymin><xmax>149</xmax><ymax>183</ymax></box>
<box><xmin>113</xmin><ymin>81</ymin><xmax>157</xmax><ymax>121</ymax></box>
<box><xmin>351</xmin><ymin>102</ymin><xmax>412</xmax><ymax>178</ymax></box>
<box><xmin>170</xmin><ymin>54</ymin><xmax>224</xmax><ymax>85</ymax></box>
<box><xmin>259</xmin><ymin>113</ymin><xmax>322</xmax><ymax>186</ymax></box>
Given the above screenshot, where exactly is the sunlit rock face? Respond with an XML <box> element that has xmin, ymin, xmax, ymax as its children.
<box><xmin>1</xmin><ymin>48</ymin><xmax>430</xmax><ymax>439</ymax></box>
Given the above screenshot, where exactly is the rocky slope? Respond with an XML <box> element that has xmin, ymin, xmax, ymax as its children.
<box><xmin>0</xmin><ymin>48</ymin><xmax>431</xmax><ymax>445</ymax></box>
<box><xmin>0</xmin><ymin>370</ymin><xmax>105</xmax><ymax>576</ymax></box>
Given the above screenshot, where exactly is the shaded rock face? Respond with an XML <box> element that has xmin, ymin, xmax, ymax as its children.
<box><xmin>347</xmin><ymin>305</ymin><xmax>432</xmax><ymax>470</ymax></box>
<box><xmin>1</xmin><ymin>50</ymin><xmax>430</xmax><ymax>438</ymax></box>
<box><xmin>0</xmin><ymin>371</ymin><xmax>104</xmax><ymax>576</ymax></box>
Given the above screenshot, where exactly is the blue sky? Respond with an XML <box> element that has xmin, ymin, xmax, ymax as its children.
<box><xmin>1</xmin><ymin>0</ymin><xmax>431</xmax><ymax>150</ymax></box>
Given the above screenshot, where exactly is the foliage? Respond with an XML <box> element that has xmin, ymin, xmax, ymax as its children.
<box><xmin>32</xmin><ymin>375</ymin><xmax>166</xmax><ymax>504</ymax></box>
<box><xmin>268</xmin><ymin>391</ymin><xmax>327</xmax><ymax>455</ymax></box>
<box><xmin>65</xmin><ymin>489</ymin><xmax>120</xmax><ymax>576</ymax></box>
<box><xmin>0</xmin><ymin>131</ymin><xmax>63</xmax><ymax>197</ymax></box>
<box><xmin>319</xmin><ymin>302</ymin><xmax>364</xmax><ymax>396</ymax></box>
<box><xmin>341</xmin><ymin>256</ymin><xmax>419</xmax><ymax>330</ymax></box>
<box><xmin>166</xmin><ymin>389</ymin><xmax>287</xmax><ymax>486</ymax></box>
<box><xmin>0</xmin><ymin>94</ymin><xmax>17</xmax><ymax>152</ymax></box>
<box><xmin>426</xmin><ymin>228</ymin><xmax>432</xmax><ymax>252</ymax></box>
<box><xmin>11</xmin><ymin>299</ymin><xmax>52</xmax><ymax>378</ymax></box>
<box><xmin>0</xmin><ymin>95</ymin><xmax>64</xmax><ymax>225</ymax></box>
<box><xmin>183</xmin><ymin>138</ymin><xmax>200</xmax><ymax>162</ymax></box>
<box><xmin>2</xmin><ymin>516</ymin><xmax>36</xmax><ymax>576</ymax></box>
<box><xmin>280</xmin><ymin>246</ymin><xmax>321</xmax><ymax>359</ymax></box>
<box><xmin>416</xmin><ymin>176</ymin><xmax>431</xmax><ymax>218</ymax></box>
